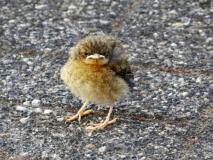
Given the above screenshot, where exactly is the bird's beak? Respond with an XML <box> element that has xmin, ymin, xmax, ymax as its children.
<box><xmin>86</xmin><ymin>54</ymin><xmax>105</xmax><ymax>60</ymax></box>
<box><xmin>85</xmin><ymin>54</ymin><xmax>108</xmax><ymax>65</ymax></box>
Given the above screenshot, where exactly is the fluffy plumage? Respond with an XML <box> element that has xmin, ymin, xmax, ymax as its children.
<box><xmin>60</xmin><ymin>35</ymin><xmax>133</xmax><ymax>132</ymax></box>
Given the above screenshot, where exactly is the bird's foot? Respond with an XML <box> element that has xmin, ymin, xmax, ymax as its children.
<box><xmin>65</xmin><ymin>109</ymin><xmax>94</xmax><ymax>123</ymax></box>
<box><xmin>85</xmin><ymin>118</ymin><xmax>117</xmax><ymax>132</ymax></box>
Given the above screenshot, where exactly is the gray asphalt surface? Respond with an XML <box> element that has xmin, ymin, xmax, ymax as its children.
<box><xmin>0</xmin><ymin>0</ymin><xmax>212</xmax><ymax>159</ymax></box>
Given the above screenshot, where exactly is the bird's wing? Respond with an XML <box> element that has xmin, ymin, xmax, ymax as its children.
<box><xmin>108</xmin><ymin>43</ymin><xmax>134</xmax><ymax>87</ymax></box>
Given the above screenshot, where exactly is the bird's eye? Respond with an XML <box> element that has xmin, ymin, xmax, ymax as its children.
<box><xmin>84</xmin><ymin>52</ymin><xmax>89</xmax><ymax>56</ymax></box>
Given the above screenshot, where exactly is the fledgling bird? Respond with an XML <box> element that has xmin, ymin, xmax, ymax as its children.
<box><xmin>60</xmin><ymin>35</ymin><xmax>133</xmax><ymax>132</ymax></box>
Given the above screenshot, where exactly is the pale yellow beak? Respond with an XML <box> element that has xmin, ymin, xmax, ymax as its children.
<box><xmin>86</xmin><ymin>54</ymin><xmax>105</xmax><ymax>60</ymax></box>
<box><xmin>85</xmin><ymin>54</ymin><xmax>108</xmax><ymax>65</ymax></box>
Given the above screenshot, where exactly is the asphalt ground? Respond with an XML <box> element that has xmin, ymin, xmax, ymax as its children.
<box><xmin>0</xmin><ymin>0</ymin><xmax>212</xmax><ymax>159</ymax></box>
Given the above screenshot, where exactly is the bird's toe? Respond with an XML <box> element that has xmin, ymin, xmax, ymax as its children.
<box><xmin>65</xmin><ymin>109</ymin><xmax>94</xmax><ymax>123</ymax></box>
<box><xmin>85</xmin><ymin>118</ymin><xmax>117</xmax><ymax>133</ymax></box>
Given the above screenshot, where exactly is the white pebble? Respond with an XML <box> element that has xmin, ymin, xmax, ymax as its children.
<box><xmin>196</xmin><ymin>77</ymin><xmax>202</xmax><ymax>84</ymax></box>
<box><xmin>162</xmin><ymin>106</ymin><xmax>168</xmax><ymax>109</ymax></box>
<box><xmin>34</xmin><ymin>108</ymin><xmax>42</xmax><ymax>113</ymax></box>
<box><xmin>43</xmin><ymin>48</ymin><xmax>52</xmax><ymax>54</ymax></box>
<box><xmin>134</xmin><ymin>77</ymin><xmax>140</xmax><ymax>82</ymax></box>
<box><xmin>20</xmin><ymin>117</ymin><xmax>29</xmax><ymax>124</ymax></box>
<box><xmin>16</xmin><ymin>105</ymin><xmax>27</xmax><ymax>111</ymax></box>
<box><xmin>9</xmin><ymin>20</ymin><xmax>15</xmax><ymax>23</ymax></box>
<box><xmin>179</xmin><ymin>78</ymin><xmax>185</xmax><ymax>86</ymax></box>
<box><xmin>57</xmin><ymin>117</ymin><xmax>64</xmax><ymax>122</ymax></box>
<box><xmin>35</xmin><ymin>4</ymin><xmax>47</xmax><ymax>9</ymax></box>
<box><xmin>119</xmin><ymin>155</ymin><xmax>127</xmax><ymax>158</ymax></box>
<box><xmin>111</xmin><ymin>1</ymin><xmax>117</xmax><ymax>6</ymax></box>
<box><xmin>43</xmin><ymin>109</ymin><xmax>52</xmax><ymax>114</ymax></box>
<box><xmin>99</xmin><ymin>20</ymin><xmax>110</xmax><ymax>25</ymax></box>
<box><xmin>171</xmin><ymin>43</ymin><xmax>177</xmax><ymax>47</ymax></box>
<box><xmin>98</xmin><ymin>146</ymin><xmax>107</xmax><ymax>153</ymax></box>
<box><xmin>153</xmin><ymin>32</ymin><xmax>158</xmax><ymax>37</ymax></box>
<box><xmin>32</xmin><ymin>99</ymin><xmax>41</xmax><ymax>107</ymax></box>
<box><xmin>23</xmin><ymin>101</ymin><xmax>31</xmax><ymax>106</ymax></box>
<box><xmin>68</xmin><ymin>4</ymin><xmax>77</xmax><ymax>10</ymax></box>
<box><xmin>182</xmin><ymin>92</ymin><xmax>188</xmax><ymax>97</ymax></box>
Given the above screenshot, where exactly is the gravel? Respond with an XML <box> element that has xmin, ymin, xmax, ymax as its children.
<box><xmin>0</xmin><ymin>0</ymin><xmax>212</xmax><ymax>159</ymax></box>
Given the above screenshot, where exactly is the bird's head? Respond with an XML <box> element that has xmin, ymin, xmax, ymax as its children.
<box><xmin>68</xmin><ymin>35</ymin><xmax>116</xmax><ymax>66</ymax></box>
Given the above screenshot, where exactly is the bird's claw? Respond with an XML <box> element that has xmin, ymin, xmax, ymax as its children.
<box><xmin>65</xmin><ymin>109</ymin><xmax>94</xmax><ymax>123</ymax></box>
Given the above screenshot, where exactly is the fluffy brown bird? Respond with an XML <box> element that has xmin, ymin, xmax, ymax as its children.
<box><xmin>60</xmin><ymin>35</ymin><xmax>133</xmax><ymax>132</ymax></box>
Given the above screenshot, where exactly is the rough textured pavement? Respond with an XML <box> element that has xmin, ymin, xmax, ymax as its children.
<box><xmin>0</xmin><ymin>0</ymin><xmax>212</xmax><ymax>159</ymax></box>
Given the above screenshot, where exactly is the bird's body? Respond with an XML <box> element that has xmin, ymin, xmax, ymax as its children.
<box><xmin>60</xmin><ymin>35</ymin><xmax>133</xmax><ymax>132</ymax></box>
<box><xmin>61</xmin><ymin>60</ymin><xmax>129</xmax><ymax>105</ymax></box>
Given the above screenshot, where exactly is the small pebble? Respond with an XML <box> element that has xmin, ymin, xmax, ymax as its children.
<box><xmin>182</xmin><ymin>92</ymin><xmax>189</xmax><ymax>97</ymax></box>
<box><xmin>56</xmin><ymin>117</ymin><xmax>64</xmax><ymax>122</ymax></box>
<box><xmin>43</xmin><ymin>109</ymin><xmax>52</xmax><ymax>114</ymax></box>
<box><xmin>23</xmin><ymin>101</ymin><xmax>31</xmax><ymax>106</ymax></box>
<box><xmin>134</xmin><ymin>77</ymin><xmax>140</xmax><ymax>82</ymax></box>
<box><xmin>68</xmin><ymin>4</ymin><xmax>77</xmax><ymax>10</ymax></box>
<box><xmin>179</xmin><ymin>78</ymin><xmax>185</xmax><ymax>86</ymax></box>
<box><xmin>171</xmin><ymin>43</ymin><xmax>177</xmax><ymax>47</ymax></box>
<box><xmin>34</xmin><ymin>108</ymin><xmax>42</xmax><ymax>113</ymax></box>
<box><xmin>153</xmin><ymin>32</ymin><xmax>158</xmax><ymax>38</ymax></box>
<box><xmin>16</xmin><ymin>105</ymin><xmax>27</xmax><ymax>111</ymax></box>
<box><xmin>35</xmin><ymin>4</ymin><xmax>47</xmax><ymax>9</ymax></box>
<box><xmin>119</xmin><ymin>155</ymin><xmax>127</xmax><ymax>158</ymax></box>
<box><xmin>162</xmin><ymin>106</ymin><xmax>168</xmax><ymax>109</ymax></box>
<box><xmin>99</xmin><ymin>20</ymin><xmax>110</xmax><ymax>25</ymax></box>
<box><xmin>172</xmin><ymin>22</ymin><xmax>184</xmax><ymax>27</ymax></box>
<box><xmin>196</xmin><ymin>77</ymin><xmax>202</xmax><ymax>84</ymax></box>
<box><xmin>20</xmin><ymin>117</ymin><xmax>29</xmax><ymax>124</ymax></box>
<box><xmin>98</xmin><ymin>146</ymin><xmax>107</xmax><ymax>153</ymax></box>
<box><xmin>32</xmin><ymin>99</ymin><xmax>41</xmax><ymax>107</ymax></box>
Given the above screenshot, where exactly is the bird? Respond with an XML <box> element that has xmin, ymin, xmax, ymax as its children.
<box><xmin>60</xmin><ymin>35</ymin><xmax>133</xmax><ymax>132</ymax></box>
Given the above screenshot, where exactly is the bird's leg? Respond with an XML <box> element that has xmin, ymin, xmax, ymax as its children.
<box><xmin>65</xmin><ymin>101</ymin><xmax>93</xmax><ymax>123</ymax></box>
<box><xmin>85</xmin><ymin>105</ymin><xmax>117</xmax><ymax>132</ymax></box>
